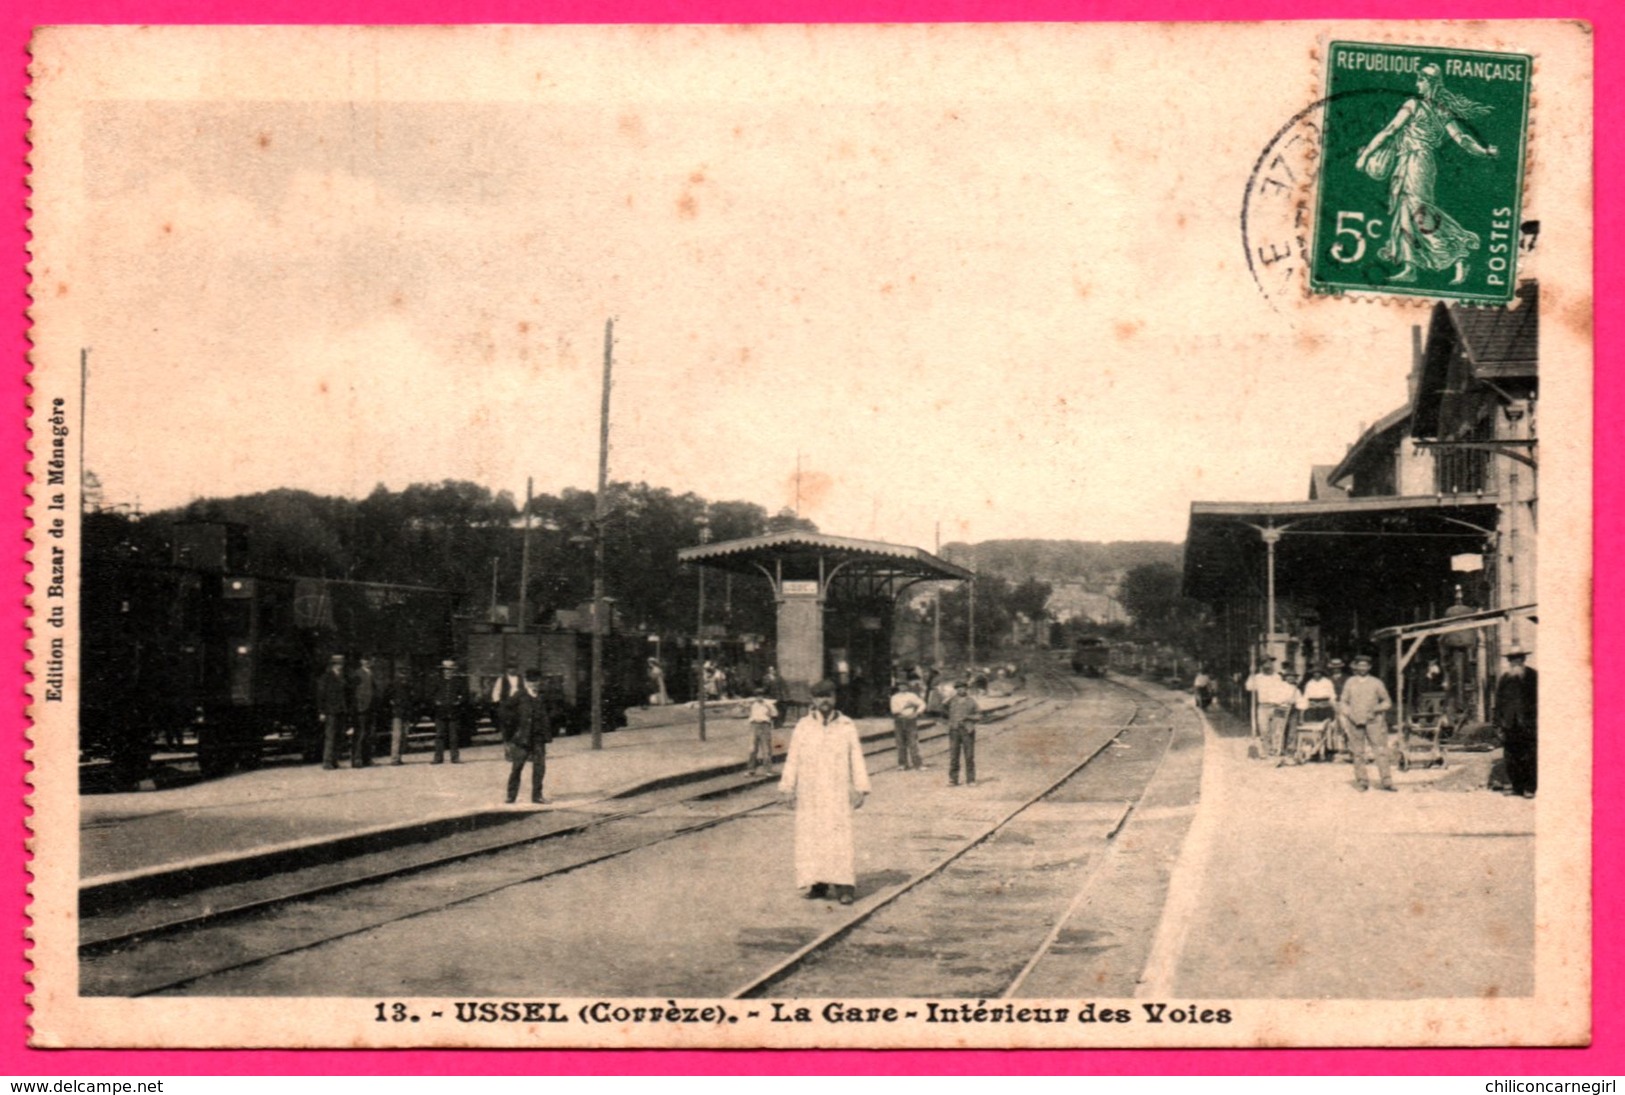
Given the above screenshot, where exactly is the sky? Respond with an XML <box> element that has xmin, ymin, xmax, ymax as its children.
<box><xmin>66</xmin><ymin>25</ymin><xmax>1434</xmax><ymax>548</ymax></box>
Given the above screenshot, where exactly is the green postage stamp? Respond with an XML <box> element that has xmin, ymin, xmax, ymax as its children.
<box><xmin>1311</xmin><ymin>41</ymin><xmax>1532</xmax><ymax>303</ymax></box>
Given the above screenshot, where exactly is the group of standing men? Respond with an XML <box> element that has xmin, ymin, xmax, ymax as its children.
<box><xmin>887</xmin><ymin>677</ymin><xmax>981</xmax><ymax>785</ymax></box>
<box><xmin>313</xmin><ymin>656</ymin><xmax>524</xmax><ymax>779</ymax></box>
<box><xmin>1238</xmin><ymin>644</ymin><xmax>1538</xmax><ymax>797</ymax></box>
<box><xmin>1244</xmin><ymin>654</ymin><xmax>1398</xmax><ymax>791</ymax></box>
<box><xmin>317</xmin><ymin>654</ymin><xmax>461</xmax><ymax>770</ymax></box>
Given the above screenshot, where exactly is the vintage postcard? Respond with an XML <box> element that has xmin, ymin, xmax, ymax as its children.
<box><xmin>25</xmin><ymin>22</ymin><xmax>1592</xmax><ymax>1049</ymax></box>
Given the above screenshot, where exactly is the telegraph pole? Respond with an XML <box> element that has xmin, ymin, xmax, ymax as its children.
<box><xmin>590</xmin><ymin>319</ymin><xmax>613</xmax><ymax>751</ymax></box>
<box><xmin>518</xmin><ymin>476</ymin><xmax>534</xmax><ymax>629</ymax></box>
<box><xmin>968</xmin><ymin>566</ymin><xmax>977</xmax><ymax>668</ymax></box>
<box><xmin>696</xmin><ymin>512</ymin><xmax>711</xmax><ymax>741</ymax></box>
<box><xmin>932</xmin><ymin>521</ymin><xmax>942</xmax><ymax>666</ymax></box>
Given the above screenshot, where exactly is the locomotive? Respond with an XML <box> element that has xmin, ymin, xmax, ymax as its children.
<box><xmin>83</xmin><ymin>520</ymin><xmax>456</xmax><ymax>780</ymax></box>
<box><xmin>1070</xmin><ymin>636</ymin><xmax>1111</xmax><ymax>678</ymax></box>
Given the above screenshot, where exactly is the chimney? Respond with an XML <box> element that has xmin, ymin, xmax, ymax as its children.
<box><xmin>1408</xmin><ymin>324</ymin><xmax>1424</xmax><ymax>403</ymax></box>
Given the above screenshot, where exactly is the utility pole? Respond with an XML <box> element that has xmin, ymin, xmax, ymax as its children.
<box><xmin>968</xmin><ymin>545</ymin><xmax>978</xmax><ymax>669</ymax></box>
<box><xmin>932</xmin><ymin>521</ymin><xmax>942</xmax><ymax>667</ymax></box>
<box><xmin>518</xmin><ymin>476</ymin><xmax>534</xmax><ymax>630</ymax></box>
<box><xmin>590</xmin><ymin>319</ymin><xmax>613</xmax><ymax>751</ymax></box>
<box><xmin>696</xmin><ymin>511</ymin><xmax>711</xmax><ymax>741</ymax></box>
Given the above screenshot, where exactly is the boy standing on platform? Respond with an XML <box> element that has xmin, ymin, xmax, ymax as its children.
<box><xmin>747</xmin><ymin>690</ymin><xmax>780</xmax><ymax>774</ymax></box>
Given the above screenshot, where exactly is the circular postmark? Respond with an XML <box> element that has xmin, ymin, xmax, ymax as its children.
<box><xmin>1241</xmin><ymin>97</ymin><xmax>1331</xmax><ymax>312</ymax></box>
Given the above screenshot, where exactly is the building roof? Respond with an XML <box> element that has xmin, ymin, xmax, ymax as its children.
<box><xmin>1412</xmin><ymin>281</ymin><xmax>1539</xmax><ymax>440</ymax></box>
<box><xmin>1449</xmin><ymin>280</ymin><xmax>1539</xmax><ymax>377</ymax></box>
<box><xmin>1308</xmin><ymin>465</ymin><xmax>1349</xmax><ymax>502</ymax></box>
<box><xmin>678</xmin><ymin>531</ymin><xmax>973</xmax><ymax>584</ymax></box>
<box><xmin>1327</xmin><ymin>404</ymin><xmax>1412</xmax><ymax>489</ymax></box>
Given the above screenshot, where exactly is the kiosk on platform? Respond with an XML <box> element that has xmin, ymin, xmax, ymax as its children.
<box><xmin>677</xmin><ymin>531</ymin><xmax>971</xmax><ymax>710</ymax></box>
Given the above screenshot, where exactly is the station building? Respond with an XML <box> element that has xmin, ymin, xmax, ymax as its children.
<box><xmin>1182</xmin><ymin>281</ymin><xmax>1538</xmax><ymax>727</ymax></box>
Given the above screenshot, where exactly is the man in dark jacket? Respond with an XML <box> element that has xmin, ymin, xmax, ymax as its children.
<box><xmin>503</xmin><ymin>669</ymin><xmax>554</xmax><ymax>804</ymax></box>
<box><xmin>492</xmin><ymin>658</ymin><xmax>525</xmax><ymax>744</ymax></box>
<box><xmin>350</xmin><ymin>656</ymin><xmax>378</xmax><ymax>768</ymax></box>
<box><xmin>1495</xmin><ymin>647</ymin><xmax>1538</xmax><ymax>797</ymax></box>
<box><xmin>316</xmin><ymin>654</ymin><xmax>349</xmax><ymax>770</ymax></box>
<box><xmin>432</xmin><ymin>660</ymin><xmax>462</xmax><ymax>764</ymax></box>
<box><xmin>946</xmin><ymin>682</ymin><xmax>981</xmax><ymax>786</ymax></box>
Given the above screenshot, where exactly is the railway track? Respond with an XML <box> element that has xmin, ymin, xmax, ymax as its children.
<box><xmin>80</xmin><ymin>687</ymin><xmax>1061</xmax><ymax>997</ymax></box>
<box><xmin>729</xmin><ymin>670</ymin><xmax>1178</xmax><ymax>1000</ymax></box>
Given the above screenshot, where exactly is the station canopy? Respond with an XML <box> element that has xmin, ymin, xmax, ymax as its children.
<box><xmin>678</xmin><ymin>531</ymin><xmax>972</xmax><ymax>600</ymax></box>
<box><xmin>1183</xmin><ymin>496</ymin><xmax>1499</xmax><ymax>604</ymax></box>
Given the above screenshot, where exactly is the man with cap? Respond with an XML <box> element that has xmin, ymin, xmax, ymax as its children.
<box><xmin>1339</xmin><ymin>655</ymin><xmax>1395</xmax><ymax>791</ymax></box>
<box><xmin>491</xmin><ymin>658</ymin><xmax>526</xmax><ymax>750</ymax></box>
<box><xmin>746</xmin><ymin>689</ymin><xmax>780</xmax><ymax>775</ymax></box>
<box><xmin>386</xmin><ymin>664</ymin><xmax>413</xmax><ymax>765</ymax></box>
<box><xmin>945</xmin><ymin>680</ymin><xmax>981</xmax><ymax>785</ymax></box>
<box><xmin>350</xmin><ymin>655</ymin><xmax>379</xmax><ymax>768</ymax></box>
<box><xmin>1324</xmin><ymin>657</ymin><xmax>1351</xmax><ymax>755</ymax></box>
<box><xmin>888</xmin><ymin>680</ymin><xmax>927</xmax><ymax>771</ymax></box>
<box><xmin>778</xmin><ymin>679</ymin><xmax>871</xmax><ymax>905</ymax></box>
<box><xmin>1245</xmin><ymin>658</ymin><xmax>1297</xmax><ymax>757</ymax></box>
<box><xmin>503</xmin><ymin>669</ymin><xmax>553</xmax><ymax>804</ymax></box>
<box><xmin>432</xmin><ymin>659</ymin><xmax>462</xmax><ymax>764</ymax></box>
<box><xmin>316</xmin><ymin>654</ymin><xmax>350</xmax><ymax>770</ymax></box>
<box><xmin>1494</xmin><ymin>646</ymin><xmax>1538</xmax><ymax>797</ymax></box>
<box><xmin>1326</xmin><ymin>658</ymin><xmax>1350</xmax><ymax>697</ymax></box>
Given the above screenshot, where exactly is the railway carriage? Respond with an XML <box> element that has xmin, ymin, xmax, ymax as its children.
<box><xmin>82</xmin><ymin>521</ymin><xmax>458</xmax><ymax>782</ymax></box>
<box><xmin>1070</xmin><ymin>637</ymin><xmax>1110</xmax><ymax>677</ymax></box>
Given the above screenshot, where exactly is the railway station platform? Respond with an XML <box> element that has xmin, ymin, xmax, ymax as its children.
<box><xmin>78</xmin><ymin>697</ymin><xmax>1016</xmax><ymax>899</ymax></box>
<box><xmin>1139</xmin><ymin>706</ymin><xmax>1537</xmax><ymax>999</ymax></box>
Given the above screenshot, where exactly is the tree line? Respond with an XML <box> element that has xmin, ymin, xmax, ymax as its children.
<box><xmin>88</xmin><ymin>480</ymin><xmax>1211</xmax><ymax>662</ymax></box>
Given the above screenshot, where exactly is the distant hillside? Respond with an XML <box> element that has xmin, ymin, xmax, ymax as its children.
<box><xmin>939</xmin><ymin>539</ymin><xmax>1183</xmax><ymax>589</ymax></box>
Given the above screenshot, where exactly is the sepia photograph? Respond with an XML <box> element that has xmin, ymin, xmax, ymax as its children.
<box><xmin>24</xmin><ymin>21</ymin><xmax>1592</xmax><ymax>1050</ymax></box>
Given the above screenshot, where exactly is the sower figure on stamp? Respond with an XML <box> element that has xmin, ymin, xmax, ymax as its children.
<box><xmin>889</xmin><ymin>680</ymin><xmax>926</xmax><ymax>770</ymax></box>
<box><xmin>503</xmin><ymin>669</ymin><xmax>553</xmax><ymax>804</ymax></box>
<box><xmin>778</xmin><ymin>679</ymin><xmax>870</xmax><ymax>905</ymax></box>
<box><xmin>1495</xmin><ymin>646</ymin><xmax>1538</xmax><ymax>798</ymax></box>
<box><xmin>1339</xmin><ymin>654</ymin><xmax>1395</xmax><ymax>792</ymax></box>
<box><xmin>350</xmin><ymin>655</ymin><xmax>378</xmax><ymax>768</ymax></box>
<box><xmin>946</xmin><ymin>681</ymin><xmax>980</xmax><ymax>786</ymax></box>
<box><xmin>1355</xmin><ymin>63</ymin><xmax>1499</xmax><ymax>285</ymax></box>
<box><xmin>316</xmin><ymin>653</ymin><xmax>349</xmax><ymax>771</ymax></box>
<box><xmin>432</xmin><ymin>659</ymin><xmax>461</xmax><ymax>764</ymax></box>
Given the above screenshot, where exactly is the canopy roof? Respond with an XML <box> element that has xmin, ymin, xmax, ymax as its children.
<box><xmin>1183</xmin><ymin>496</ymin><xmax>1498</xmax><ymax>603</ymax></box>
<box><xmin>679</xmin><ymin>531</ymin><xmax>971</xmax><ymax>599</ymax></box>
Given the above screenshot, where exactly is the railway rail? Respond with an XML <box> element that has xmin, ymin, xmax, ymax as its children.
<box><xmin>81</xmin><ymin>688</ymin><xmax>1062</xmax><ymax>996</ymax></box>
<box><xmin>84</xmin><ymin>669</ymin><xmax>1193</xmax><ymax>1000</ymax></box>
<box><xmin>731</xmin><ymin>669</ymin><xmax>1177</xmax><ymax>1000</ymax></box>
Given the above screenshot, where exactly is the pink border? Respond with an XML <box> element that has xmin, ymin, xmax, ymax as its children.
<box><xmin>4</xmin><ymin>0</ymin><xmax>1615</xmax><ymax>1076</ymax></box>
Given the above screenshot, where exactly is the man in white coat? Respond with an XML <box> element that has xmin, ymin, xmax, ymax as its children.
<box><xmin>779</xmin><ymin>678</ymin><xmax>871</xmax><ymax>905</ymax></box>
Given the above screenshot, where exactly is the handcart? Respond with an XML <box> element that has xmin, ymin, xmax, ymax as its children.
<box><xmin>1293</xmin><ymin>701</ymin><xmax>1338</xmax><ymax>763</ymax></box>
<box><xmin>1396</xmin><ymin>690</ymin><xmax>1451</xmax><ymax>771</ymax></box>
